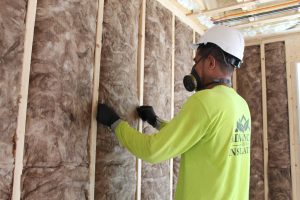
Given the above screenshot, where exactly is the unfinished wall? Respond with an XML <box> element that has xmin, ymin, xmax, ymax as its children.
<box><xmin>21</xmin><ymin>0</ymin><xmax>97</xmax><ymax>199</ymax></box>
<box><xmin>237</xmin><ymin>45</ymin><xmax>264</xmax><ymax>199</ymax></box>
<box><xmin>173</xmin><ymin>18</ymin><xmax>193</xmax><ymax>195</ymax></box>
<box><xmin>0</xmin><ymin>0</ymin><xmax>26</xmax><ymax>199</ymax></box>
<box><xmin>237</xmin><ymin>40</ymin><xmax>295</xmax><ymax>199</ymax></box>
<box><xmin>0</xmin><ymin>0</ymin><xmax>225</xmax><ymax>199</ymax></box>
<box><xmin>95</xmin><ymin>0</ymin><xmax>141</xmax><ymax>199</ymax></box>
<box><xmin>265</xmin><ymin>41</ymin><xmax>292</xmax><ymax>199</ymax></box>
<box><xmin>141</xmin><ymin>0</ymin><xmax>172</xmax><ymax>199</ymax></box>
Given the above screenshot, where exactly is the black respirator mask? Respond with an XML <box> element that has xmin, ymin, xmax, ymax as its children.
<box><xmin>183</xmin><ymin>66</ymin><xmax>232</xmax><ymax>92</ymax></box>
<box><xmin>183</xmin><ymin>67</ymin><xmax>203</xmax><ymax>91</ymax></box>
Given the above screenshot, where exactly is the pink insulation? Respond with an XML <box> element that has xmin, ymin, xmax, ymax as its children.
<box><xmin>141</xmin><ymin>0</ymin><xmax>173</xmax><ymax>199</ymax></box>
<box><xmin>265</xmin><ymin>41</ymin><xmax>291</xmax><ymax>199</ymax></box>
<box><xmin>173</xmin><ymin>18</ymin><xmax>193</xmax><ymax>195</ymax></box>
<box><xmin>94</xmin><ymin>0</ymin><xmax>141</xmax><ymax>199</ymax></box>
<box><xmin>237</xmin><ymin>45</ymin><xmax>264</xmax><ymax>199</ymax></box>
<box><xmin>0</xmin><ymin>0</ymin><xmax>26</xmax><ymax>198</ymax></box>
<box><xmin>21</xmin><ymin>0</ymin><xmax>97</xmax><ymax>198</ymax></box>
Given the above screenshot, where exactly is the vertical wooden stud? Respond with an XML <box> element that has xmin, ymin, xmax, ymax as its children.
<box><xmin>170</xmin><ymin>13</ymin><xmax>175</xmax><ymax>200</ymax></box>
<box><xmin>294</xmin><ymin>61</ymin><xmax>300</xmax><ymax>200</ymax></box>
<box><xmin>285</xmin><ymin>40</ymin><xmax>299</xmax><ymax>200</ymax></box>
<box><xmin>260</xmin><ymin>43</ymin><xmax>269</xmax><ymax>200</ymax></box>
<box><xmin>12</xmin><ymin>0</ymin><xmax>37</xmax><ymax>199</ymax></box>
<box><xmin>136</xmin><ymin>0</ymin><xmax>146</xmax><ymax>199</ymax></box>
<box><xmin>89</xmin><ymin>0</ymin><xmax>105</xmax><ymax>199</ymax></box>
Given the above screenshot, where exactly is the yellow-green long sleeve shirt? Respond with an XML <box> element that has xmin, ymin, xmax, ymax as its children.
<box><xmin>114</xmin><ymin>85</ymin><xmax>251</xmax><ymax>200</ymax></box>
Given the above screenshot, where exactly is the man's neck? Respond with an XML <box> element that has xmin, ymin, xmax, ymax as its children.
<box><xmin>204</xmin><ymin>76</ymin><xmax>232</xmax><ymax>89</ymax></box>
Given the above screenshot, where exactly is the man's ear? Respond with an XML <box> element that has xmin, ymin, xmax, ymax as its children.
<box><xmin>206</xmin><ymin>55</ymin><xmax>217</xmax><ymax>70</ymax></box>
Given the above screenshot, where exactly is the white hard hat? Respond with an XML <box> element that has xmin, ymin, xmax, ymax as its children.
<box><xmin>192</xmin><ymin>25</ymin><xmax>245</xmax><ymax>62</ymax></box>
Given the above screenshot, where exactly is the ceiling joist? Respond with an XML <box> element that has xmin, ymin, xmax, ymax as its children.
<box><xmin>214</xmin><ymin>0</ymin><xmax>300</xmax><ymax>22</ymax></box>
<box><xmin>157</xmin><ymin>0</ymin><xmax>300</xmax><ymax>39</ymax></box>
<box><xmin>187</xmin><ymin>0</ymin><xmax>259</xmax><ymax>17</ymax></box>
<box><xmin>232</xmin><ymin>12</ymin><xmax>300</xmax><ymax>29</ymax></box>
<box><xmin>245</xmin><ymin>25</ymin><xmax>300</xmax><ymax>41</ymax></box>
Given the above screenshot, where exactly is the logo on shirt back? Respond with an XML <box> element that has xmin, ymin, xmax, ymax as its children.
<box><xmin>229</xmin><ymin>115</ymin><xmax>250</xmax><ymax>157</ymax></box>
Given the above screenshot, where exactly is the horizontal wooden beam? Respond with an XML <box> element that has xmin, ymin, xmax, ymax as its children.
<box><xmin>245</xmin><ymin>27</ymin><xmax>300</xmax><ymax>42</ymax></box>
<box><xmin>232</xmin><ymin>13</ymin><xmax>300</xmax><ymax>29</ymax></box>
<box><xmin>188</xmin><ymin>0</ymin><xmax>258</xmax><ymax>17</ymax></box>
<box><xmin>155</xmin><ymin>0</ymin><xmax>205</xmax><ymax>35</ymax></box>
<box><xmin>213</xmin><ymin>0</ymin><xmax>300</xmax><ymax>21</ymax></box>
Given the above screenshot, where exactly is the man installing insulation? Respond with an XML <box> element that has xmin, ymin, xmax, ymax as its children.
<box><xmin>97</xmin><ymin>25</ymin><xmax>251</xmax><ymax>200</ymax></box>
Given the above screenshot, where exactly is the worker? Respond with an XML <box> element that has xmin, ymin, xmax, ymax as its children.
<box><xmin>97</xmin><ymin>25</ymin><xmax>251</xmax><ymax>200</ymax></box>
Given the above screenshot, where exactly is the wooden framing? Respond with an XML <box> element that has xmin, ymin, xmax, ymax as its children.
<box><xmin>155</xmin><ymin>0</ymin><xmax>204</xmax><ymax>35</ymax></box>
<box><xmin>9</xmin><ymin>0</ymin><xmax>300</xmax><ymax>199</ymax></box>
<box><xmin>286</xmin><ymin>54</ymin><xmax>298</xmax><ymax>200</ymax></box>
<box><xmin>246</xmin><ymin>31</ymin><xmax>300</xmax><ymax>47</ymax></box>
<box><xmin>169</xmin><ymin>157</ymin><xmax>173</xmax><ymax>200</ymax></box>
<box><xmin>284</xmin><ymin>37</ymin><xmax>300</xmax><ymax>200</ymax></box>
<box><xmin>233</xmin><ymin>13</ymin><xmax>300</xmax><ymax>29</ymax></box>
<box><xmin>170</xmin><ymin>14</ymin><xmax>175</xmax><ymax>200</ymax></box>
<box><xmin>246</xmin><ymin>29</ymin><xmax>300</xmax><ymax>44</ymax></box>
<box><xmin>245</xmin><ymin>33</ymin><xmax>300</xmax><ymax>200</ymax></box>
<box><xmin>260</xmin><ymin>43</ymin><xmax>269</xmax><ymax>200</ymax></box>
<box><xmin>155</xmin><ymin>0</ymin><xmax>300</xmax><ymax>38</ymax></box>
<box><xmin>12</xmin><ymin>0</ymin><xmax>37</xmax><ymax>199</ymax></box>
<box><xmin>88</xmin><ymin>0</ymin><xmax>105</xmax><ymax>199</ymax></box>
<box><xmin>212</xmin><ymin>0</ymin><xmax>300</xmax><ymax>21</ymax></box>
<box><xmin>293</xmin><ymin>61</ymin><xmax>300</xmax><ymax>200</ymax></box>
<box><xmin>188</xmin><ymin>0</ymin><xmax>258</xmax><ymax>16</ymax></box>
<box><xmin>136</xmin><ymin>0</ymin><xmax>146</xmax><ymax>199</ymax></box>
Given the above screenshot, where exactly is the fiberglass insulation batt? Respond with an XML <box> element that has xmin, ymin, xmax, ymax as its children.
<box><xmin>141</xmin><ymin>0</ymin><xmax>172</xmax><ymax>199</ymax></box>
<box><xmin>21</xmin><ymin>0</ymin><xmax>97</xmax><ymax>199</ymax></box>
<box><xmin>95</xmin><ymin>0</ymin><xmax>141</xmax><ymax>199</ymax></box>
<box><xmin>173</xmin><ymin>18</ymin><xmax>193</xmax><ymax>196</ymax></box>
<box><xmin>0</xmin><ymin>0</ymin><xmax>26</xmax><ymax>198</ymax></box>
<box><xmin>238</xmin><ymin>42</ymin><xmax>292</xmax><ymax>199</ymax></box>
<box><xmin>265</xmin><ymin>41</ymin><xmax>292</xmax><ymax>199</ymax></box>
<box><xmin>237</xmin><ymin>45</ymin><xmax>264</xmax><ymax>200</ymax></box>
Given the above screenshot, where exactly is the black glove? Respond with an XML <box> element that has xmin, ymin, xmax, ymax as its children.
<box><xmin>97</xmin><ymin>103</ymin><xmax>120</xmax><ymax>127</ymax></box>
<box><xmin>136</xmin><ymin>106</ymin><xmax>157</xmax><ymax>127</ymax></box>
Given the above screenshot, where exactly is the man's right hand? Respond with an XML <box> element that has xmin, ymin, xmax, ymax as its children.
<box><xmin>136</xmin><ymin>106</ymin><xmax>157</xmax><ymax>127</ymax></box>
<box><xmin>97</xmin><ymin>103</ymin><xmax>120</xmax><ymax>127</ymax></box>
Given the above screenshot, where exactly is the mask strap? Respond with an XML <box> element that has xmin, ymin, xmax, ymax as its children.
<box><xmin>204</xmin><ymin>79</ymin><xmax>232</xmax><ymax>88</ymax></box>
